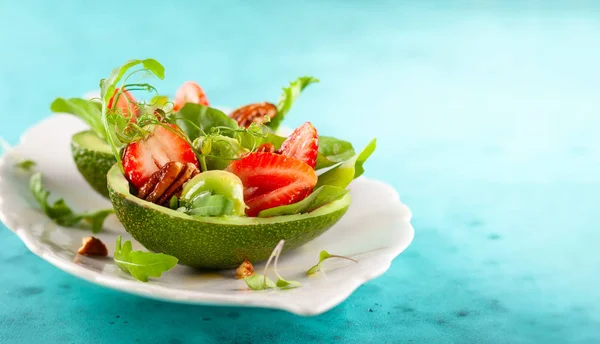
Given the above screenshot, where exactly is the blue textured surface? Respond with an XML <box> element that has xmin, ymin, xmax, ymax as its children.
<box><xmin>1</xmin><ymin>1</ymin><xmax>600</xmax><ymax>343</ymax></box>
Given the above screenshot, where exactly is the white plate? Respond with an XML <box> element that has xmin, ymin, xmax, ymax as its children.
<box><xmin>0</xmin><ymin>115</ymin><xmax>414</xmax><ymax>316</ymax></box>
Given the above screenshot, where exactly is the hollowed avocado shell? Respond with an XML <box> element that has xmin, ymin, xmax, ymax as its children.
<box><xmin>71</xmin><ymin>130</ymin><xmax>116</xmax><ymax>198</ymax></box>
<box><xmin>107</xmin><ymin>164</ymin><xmax>351</xmax><ymax>269</ymax></box>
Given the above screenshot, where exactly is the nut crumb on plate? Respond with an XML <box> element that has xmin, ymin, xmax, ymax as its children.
<box><xmin>77</xmin><ymin>236</ymin><xmax>108</xmax><ymax>257</ymax></box>
<box><xmin>235</xmin><ymin>260</ymin><xmax>254</xmax><ymax>279</ymax></box>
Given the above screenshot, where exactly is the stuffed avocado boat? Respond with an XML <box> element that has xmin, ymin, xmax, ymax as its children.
<box><xmin>53</xmin><ymin>58</ymin><xmax>376</xmax><ymax>269</ymax></box>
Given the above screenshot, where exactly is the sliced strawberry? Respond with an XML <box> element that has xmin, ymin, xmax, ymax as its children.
<box><xmin>107</xmin><ymin>88</ymin><xmax>138</xmax><ymax>121</ymax></box>
<box><xmin>245</xmin><ymin>182</ymin><xmax>313</xmax><ymax>217</ymax></box>
<box><xmin>123</xmin><ymin>124</ymin><xmax>199</xmax><ymax>189</ymax></box>
<box><xmin>173</xmin><ymin>81</ymin><xmax>209</xmax><ymax>111</ymax></box>
<box><xmin>225</xmin><ymin>152</ymin><xmax>317</xmax><ymax>216</ymax></box>
<box><xmin>278</xmin><ymin>122</ymin><xmax>318</xmax><ymax>169</ymax></box>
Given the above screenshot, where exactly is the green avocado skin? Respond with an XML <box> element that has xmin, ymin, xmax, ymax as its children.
<box><xmin>108</xmin><ymin>180</ymin><xmax>350</xmax><ymax>269</ymax></box>
<box><xmin>71</xmin><ymin>133</ymin><xmax>116</xmax><ymax>198</ymax></box>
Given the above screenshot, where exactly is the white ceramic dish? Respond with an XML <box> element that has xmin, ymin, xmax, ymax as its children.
<box><xmin>0</xmin><ymin>115</ymin><xmax>414</xmax><ymax>316</ymax></box>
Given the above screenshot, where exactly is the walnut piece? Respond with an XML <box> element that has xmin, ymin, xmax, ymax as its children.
<box><xmin>137</xmin><ymin>162</ymin><xmax>199</xmax><ymax>205</ymax></box>
<box><xmin>229</xmin><ymin>102</ymin><xmax>277</xmax><ymax>128</ymax></box>
<box><xmin>77</xmin><ymin>236</ymin><xmax>108</xmax><ymax>257</ymax></box>
<box><xmin>235</xmin><ymin>260</ymin><xmax>255</xmax><ymax>279</ymax></box>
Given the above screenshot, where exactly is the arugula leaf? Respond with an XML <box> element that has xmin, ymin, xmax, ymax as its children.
<box><xmin>171</xmin><ymin>103</ymin><xmax>239</xmax><ymax>142</ymax></box>
<box><xmin>84</xmin><ymin>209</ymin><xmax>115</xmax><ymax>233</ymax></box>
<box><xmin>30</xmin><ymin>173</ymin><xmax>113</xmax><ymax>233</ymax></box>
<box><xmin>276</xmin><ymin>277</ymin><xmax>302</xmax><ymax>289</ymax></box>
<box><xmin>244</xmin><ymin>274</ymin><xmax>277</xmax><ymax>290</ymax></box>
<box><xmin>15</xmin><ymin>159</ymin><xmax>36</xmax><ymax>171</ymax></box>
<box><xmin>51</xmin><ymin>98</ymin><xmax>105</xmax><ymax>139</ymax></box>
<box><xmin>182</xmin><ymin>191</ymin><xmax>234</xmax><ymax>217</ymax></box>
<box><xmin>315</xmin><ymin>136</ymin><xmax>356</xmax><ymax>170</ymax></box>
<box><xmin>258</xmin><ymin>185</ymin><xmax>348</xmax><ymax>218</ymax></box>
<box><xmin>307</xmin><ymin>250</ymin><xmax>358</xmax><ymax>275</ymax></box>
<box><xmin>114</xmin><ymin>236</ymin><xmax>178</xmax><ymax>282</ymax></box>
<box><xmin>316</xmin><ymin>138</ymin><xmax>376</xmax><ymax>189</ymax></box>
<box><xmin>268</xmin><ymin>76</ymin><xmax>319</xmax><ymax>131</ymax></box>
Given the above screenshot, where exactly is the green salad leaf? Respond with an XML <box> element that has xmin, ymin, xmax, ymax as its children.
<box><xmin>316</xmin><ymin>138</ymin><xmax>376</xmax><ymax>188</ymax></box>
<box><xmin>195</xmin><ymin>135</ymin><xmax>249</xmax><ymax>170</ymax></box>
<box><xmin>258</xmin><ymin>185</ymin><xmax>348</xmax><ymax>218</ymax></box>
<box><xmin>171</xmin><ymin>103</ymin><xmax>239</xmax><ymax>142</ymax></box>
<box><xmin>315</xmin><ymin>136</ymin><xmax>356</xmax><ymax>170</ymax></box>
<box><xmin>236</xmin><ymin>131</ymin><xmax>285</xmax><ymax>152</ymax></box>
<box><xmin>180</xmin><ymin>191</ymin><xmax>234</xmax><ymax>217</ymax></box>
<box><xmin>51</xmin><ymin>98</ymin><xmax>105</xmax><ymax>139</ymax></box>
<box><xmin>114</xmin><ymin>236</ymin><xmax>178</xmax><ymax>282</ymax></box>
<box><xmin>268</xmin><ymin>76</ymin><xmax>319</xmax><ymax>131</ymax></box>
<box><xmin>30</xmin><ymin>173</ymin><xmax>113</xmax><ymax>233</ymax></box>
<box><xmin>244</xmin><ymin>274</ymin><xmax>276</xmax><ymax>290</ymax></box>
<box><xmin>275</xmin><ymin>277</ymin><xmax>302</xmax><ymax>289</ymax></box>
<box><xmin>307</xmin><ymin>250</ymin><xmax>358</xmax><ymax>275</ymax></box>
<box><xmin>15</xmin><ymin>159</ymin><xmax>36</xmax><ymax>171</ymax></box>
<box><xmin>149</xmin><ymin>95</ymin><xmax>170</xmax><ymax>109</ymax></box>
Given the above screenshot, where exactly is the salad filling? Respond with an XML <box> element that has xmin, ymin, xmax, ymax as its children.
<box><xmin>53</xmin><ymin>58</ymin><xmax>376</xmax><ymax>219</ymax></box>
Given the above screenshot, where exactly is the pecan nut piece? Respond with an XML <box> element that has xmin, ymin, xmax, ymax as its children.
<box><xmin>77</xmin><ymin>236</ymin><xmax>108</xmax><ymax>257</ymax></box>
<box><xmin>255</xmin><ymin>142</ymin><xmax>276</xmax><ymax>153</ymax></box>
<box><xmin>137</xmin><ymin>162</ymin><xmax>199</xmax><ymax>205</ymax></box>
<box><xmin>235</xmin><ymin>260</ymin><xmax>255</xmax><ymax>279</ymax></box>
<box><xmin>229</xmin><ymin>102</ymin><xmax>277</xmax><ymax>128</ymax></box>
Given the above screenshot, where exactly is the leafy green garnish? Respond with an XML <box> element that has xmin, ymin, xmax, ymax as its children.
<box><xmin>276</xmin><ymin>278</ymin><xmax>302</xmax><ymax>289</ymax></box>
<box><xmin>316</xmin><ymin>138</ymin><xmax>376</xmax><ymax>188</ymax></box>
<box><xmin>51</xmin><ymin>98</ymin><xmax>105</xmax><ymax>139</ymax></box>
<box><xmin>171</xmin><ymin>103</ymin><xmax>239</xmax><ymax>142</ymax></box>
<box><xmin>307</xmin><ymin>250</ymin><xmax>358</xmax><ymax>275</ymax></box>
<box><xmin>30</xmin><ymin>173</ymin><xmax>113</xmax><ymax>233</ymax></box>
<box><xmin>244</xmin><ymin>274</ymin><xmax>276</xmax><ymax>290</ymax></box>
<box><xmin>315</xmin><ymin>136</ymin><xmax>356</xmax><ymax>170</ymax></box>
<box><xmin>243</xmin><ymin>240</ymin><xmax>301</xmax><ymax>290</ymax></box>
<box><xmin>258</xmin><ymin>185</ymin><xmax>348</xmax><ymax>218</ymax></box>
<box><xmin>169</xmin><ymin>196</ymin><xmax>179</xmax><ymax>210</ymax></box>
<box><xmin>194</xmin><ymin>135</ymin><xmax>249</xmax><ymax>170</ymax></box>
<box><xmin>268</xmin><ymin>76</ymin><xmax>319</xmax><ymax>131</ymax></box>
<box><xmin>236</xmin><ymin>130</ymin><xmax>285</xmax><ymax>152</ymax></box>
<box><xmin>15</xmin><ymin>159</ymin><xmax>36</xmax><ymax>171</ymax></box>
<box><xmin>149</xmin><ymin>95</ymin><xmax>170</xmax><ymax>109</ymax></box>
<box><xmin>100</xmin><ymin>59</ymin><xmax>166</xmax><ymax>169</ymax></box>
<box><xmin>100</xmin><ymin>59</ymin><xmax>165</xmax><ymax>102</ymax></box>
<box><xmin>180</xmin><ymin>191</ymin><xmax>234</xmax><ymax>217</ymax></box>
<box><xmin>114</xmin><ymin>236</ymin><xmax>178</xmax><ymax>282</ymax></box>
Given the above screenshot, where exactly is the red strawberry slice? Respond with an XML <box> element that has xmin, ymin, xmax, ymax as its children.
<box><xmin>173</xmin><ymin>81</ymin><xmax>209</xmax><ymax>111</ymax></box>
<box><xmin>226</xmin><ymin>152</ymin><xmax>317</xmax><ymax>216</ymax></box>
<box><xmin>123</xmin><ymin>124</ymin><xmax>199</xmax><ymax>189</ymax></box>
<box><xmin>245</xmin><ymin>182</ymin><xmax>313</xmax><ymax>217</ymax></box>
<box><xmin>107</xmin><ymin>88</ymin><xmax>138</xmax><ymax>121</ymax></box>
<box><xmin>278</xmin><ymin>122</ymin><xmax>318</xmax><ymax>169</ymax></box>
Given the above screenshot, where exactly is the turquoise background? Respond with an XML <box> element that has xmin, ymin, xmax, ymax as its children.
<box><xmin>1</xmin><ymin>1</ymin><xmax>599</xmax><ymax>343</ymax></box>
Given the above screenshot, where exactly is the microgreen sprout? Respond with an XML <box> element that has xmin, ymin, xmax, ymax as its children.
<box><xmin>243</xmin><ymin>239</ymin><xmax>301</xmax><ymax>290</ymax></box>
<box><xmin>307</xmin><ymin>250</ymin><xmax>358</xmax><ymax>275</ymax></box>
<box><xmin>15</xmin><ymin>159</ymin><xmax>36</xmax><ymax>171</ymax></box>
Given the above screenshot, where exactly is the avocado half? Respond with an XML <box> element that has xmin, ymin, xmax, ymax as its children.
<box><xmin>71</xmin><ymin>130</ymin><xmax>116</xmax><ymax>198</ymax></box>
<box><xmin>107</xmin><ymin>164</ymin><xmax>351</xmax><ymax>269</ymax></box>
